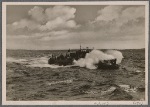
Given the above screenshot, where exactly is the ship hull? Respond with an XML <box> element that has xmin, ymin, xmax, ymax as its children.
<box><xmin>48</xmin><ymin>58</ymin><xmax>119</xmax><ymax>69</ymax></box>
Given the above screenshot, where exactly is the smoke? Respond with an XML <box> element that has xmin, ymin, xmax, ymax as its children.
<box><xmin>73</xmin><ymin>50</ymin><xmax>123</xmax><ymax>69</ymax></box>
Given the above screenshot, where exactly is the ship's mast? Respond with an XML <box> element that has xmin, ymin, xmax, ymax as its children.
<box><xmin>80</xmin><ymin>44</ymin><xmax>81</xmax><ymax>50</ymax></box>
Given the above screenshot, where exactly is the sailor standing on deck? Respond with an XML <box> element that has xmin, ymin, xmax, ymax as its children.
<box><xmin>67</xmin><ymin>49</ymin><xmax>71</xmax><ymax>57</ymax></box>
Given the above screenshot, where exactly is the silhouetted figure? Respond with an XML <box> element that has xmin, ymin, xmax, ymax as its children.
<box><xmin>68</xmin><ymin>49</ymin><xmax>70</xmax><ymax>52</ymax></box>
<box><xmin>60</xmin><ymin>53</ymin><xmax>64</xmax><ymax>59</ymax></box>
<box><xmin>86</xmin><ymin>47</ymin><xmax>89</xmax><ymax>53</ymax></box>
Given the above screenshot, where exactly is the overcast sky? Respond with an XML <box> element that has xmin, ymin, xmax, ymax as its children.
<box><xmin>6</xmin><ymin>5</ymin><xmax>145</xmax><ymax>50</ymax></box>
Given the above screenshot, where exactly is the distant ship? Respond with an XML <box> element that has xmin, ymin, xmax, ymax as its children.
<box><xmin>48</xmin><ymin>45</ymin><xmax>119</xmax><ymax>69</ymax></box>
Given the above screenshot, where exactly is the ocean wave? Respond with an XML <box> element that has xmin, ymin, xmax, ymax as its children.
<box><xmin>7</xmin><ymin>57</ymin><xmax>73</xmax><ymax>68</ymax></box>
<box><xmin>6</xmin><ymin>57</ymin><xmax>28</xmax><ymax>63</ymax></box>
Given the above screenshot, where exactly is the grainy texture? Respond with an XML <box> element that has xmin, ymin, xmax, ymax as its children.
<box><xmin>6</xmin><ymin>49</ymin><xmax>145</xmax><ymax>101</ymax></box>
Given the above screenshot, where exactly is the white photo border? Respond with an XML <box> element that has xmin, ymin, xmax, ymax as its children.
<box><xmin>2</xmin><ymin>1</ymin><xmax>149</xmax><ymax>105</ymax></box>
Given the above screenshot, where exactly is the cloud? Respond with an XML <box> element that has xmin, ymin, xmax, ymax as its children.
<box><xmin>28</xmin><ymin>6</ymin><xmax>46</xmax><ymax>23</ymax></box>
<box><xmin>7</xmin><ymin>5</ymin><xmax>79</xmax><ymax>35</ymax></box>
<box><xmin>118</xmin><ymin>6</ymin><xmax>145</xmax><ymax>26</ymax></box>
<box><xmin>45</xmin><ymin>5</ymin><xmax>76</xmax><ymax>21</ymax></box>
<box><xmin>39</xmin><ymin>18</ymin><xmax>78</xmax><ymax>31</ymax></box>
<box><xmin>11</xmin><ymin>19</ymin><xmax>40</xmax><ymax>30</ymax></box>
<box><xmin>7</xmin><ymin>30</ymin><xmax>69</xmax><ymax>41</ymax></box>
<box><xmin>96</xmin><ymin>6</ymin><xmax>123</xmax><ymax>22</ymax></box>
<box><xmin>7</xmin><ymin>5</ymin><xmax>145</xmax><ymax>50</ymax></box>
<box><xmin>95</xmin><ymin>5</ymin><xmax>145</xmax><ymax>26</ymax></box>
<box><xmin>78</xmin><ymin>5</ymin><xmax>145</xmax><ymax>49</ymax></box>
<box><xmin>39</xmin><ymin>6</ymin><xmax>79</xmax><ymax>31</ymax></box>
<box><xmin>87</xmin><ymin>6</ymin><xmax>145</xmax><ymax>37</ymax></box>
<box><xmin>7</xmin><ymin>19</ymin><xmax>41</xmax><ymax>36</ymax></box>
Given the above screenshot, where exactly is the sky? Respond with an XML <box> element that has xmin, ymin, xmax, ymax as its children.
<box><xmin>6</xmin><ymin>5</ymin><xmax>145</xmax><ymax>50</ymax></box>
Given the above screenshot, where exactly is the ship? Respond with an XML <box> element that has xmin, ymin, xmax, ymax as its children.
<box><xmin>48</xmin><ymin>45</ymin><xmax>119</xmax><ymax>69</ymax></box>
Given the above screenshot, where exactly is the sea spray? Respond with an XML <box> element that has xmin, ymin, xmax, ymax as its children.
<box><xmin>28</xmin><ymin>57</ymin><xmax>71</xmax><ymax>68</ymax></box>
<box><xmin>73</xmin><ymin>49</ymin><xmax>123</xmax><ymax>69</ymax></box>
<box><xmin>73</xmin><ymin>50</ymin><xmax>115</xmax><ymax>69</ymax></box>
<box><xmin>7</xmin><ymin>57</ymin><xmax>72</xmax><ymax>68</ymax></box>
<box><xmin>105</xmin><ymin>50</ymin><xmax>124</xmax><ymax>64</ymax></box>
<box><xmin>6</xmin><ymin>57</ymin><xmax>28</xmax><ymax>63</ymax></box>
<box><xmin>7</xmin><ymin>50</ymin><xmax>123</xmax><ymax>69</ymax></box>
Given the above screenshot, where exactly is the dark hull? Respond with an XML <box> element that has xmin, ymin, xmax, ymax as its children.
<box><xmin>96</xmin><ymin>63</ymin><xmax>119</xmax><ymax>69</ymax></box>
<box><xmin>48</xmin><ymin>58</ymin><xmax>73</xmax><ymax>66</ymax></box>
<box><xmin>48</xmin><ymin>58</ymin><xmax>119</xmax><ymax>69</ymax></box>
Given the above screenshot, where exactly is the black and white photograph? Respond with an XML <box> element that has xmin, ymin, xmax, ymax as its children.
<box><xmin>2</xmin><ymin>1</ymin><xmax>149</xmax><ymax>105</ymax></box>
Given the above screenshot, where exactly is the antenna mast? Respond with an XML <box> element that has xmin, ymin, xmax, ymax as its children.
<box><xmin>80</xmin><ymin>43</ymin><xmax>81</xmax><ymax>50</ymax></box>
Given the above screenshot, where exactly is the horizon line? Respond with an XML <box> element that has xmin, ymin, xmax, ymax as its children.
<box><xmin>6</xmin><ymin>48</ymin><xmax>145</xmax><ymax>51</ymax></box>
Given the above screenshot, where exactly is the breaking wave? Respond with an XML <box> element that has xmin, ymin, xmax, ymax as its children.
<box><xmin>6</xmin><ymin>57</ymin><xmax>28</xmax><ymax>63</ymax></box>
<box><xmin>105</xmin><ymin>50</ymin><xmax>124</xmax><ymax>64</ymax></box>
<box><xmin>27</xmin><ymin>57</ymin><xmax>64</xmax><ymax>68</ymax></box>
<box><xmin>6</xmin><ymin>57</ymin><xmax>72</xmax><ymax>68</ymax></box>
<box><xmin>73</xmin><ymin>49</ymin><xmax>123</xmax><ymax>69</ymax></box>
<box><xmin>7</xmin><ymin>49</ymin><xmax>123</xmax><ymax>69</ymax></box>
